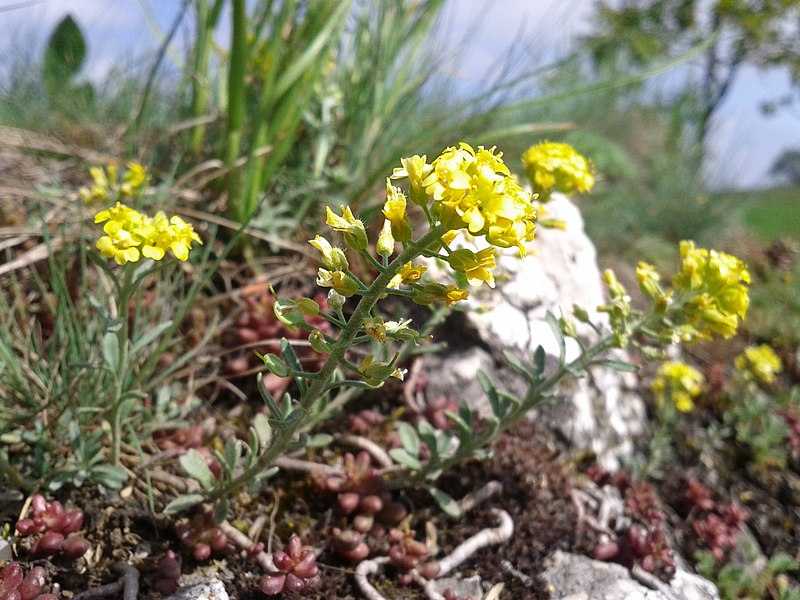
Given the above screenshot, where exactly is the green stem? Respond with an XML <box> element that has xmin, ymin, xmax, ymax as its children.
<box><xmin>206</xmin><ymin>224</ymin><xmax>446</xmax><ymax>502</ymax></box>
<box><xmin>225</xmin><ymin>0</ymin><xmax>247</xmax><ymax>222</ymax></box>
<box><xmin>111</xmin><ymin>265</ymin><xmax>135</xmax><ymax>467</ymax></box>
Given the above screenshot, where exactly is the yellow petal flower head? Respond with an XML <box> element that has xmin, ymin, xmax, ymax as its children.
<box><xmin>309</xmin><ymin>235</ymin><xmax>349</xmax><ymax>271</ymax></box>
<box><xmin>382</xmin><ymin>181</ymin><xmax>412</xmax><ymax>242</ymax></box>
<box><xmin>421</xmin><ymin>143</ymin><xmax>536</xmax><ymax>255</ymax></box>
<box><xmin>734</xmin><ymin>344</ymin><xmax>782</xmax><ymax>385</ymax></box>
<box><xmin>94</xmin><ymin>203</ymin><xmax>201</xmax><ymax>264</ymax></box>
<box><xmin>447</xmin><ymin>247</ymin><xmax>496</xmax><ymax>288</ymax></box>
<box><xmin>522</xmin><ymin>141</ymin><xmax>595</xmax><ymax>201</ymax></box>
<box><xmin>391</xmin><ymin>154</ymin><xmax>433</xmax><ymax>206</ymax></box>
<box><xmin>94</xmin><ymin>202</ymin><xmax>149</xmax><ymax>265</ymax></box>
<box><xmin>388</xmin><ymin>262</ymin><xmax>427</xmax><ymax>289</ymax></box>
<box><xmin>325</xmin><ymin>205</ymin><xmax>368</xmax><ymax>251</ymax></box>
<box><xmin>651</xmin><ymin>361</ymin><xmax>705</xmax><ymax>412</ymax></box>
<box><xmin>411</xmin><ymin>282</ymin><xmax>469</xmax><ymax>307</ymax></box>
<box><xmin>120</xmin><ymin>162</ymin><xmax>150</xmax><ymax>197</ymax></box>
<box><xmin>672</xmin><ymin>241</ymin><xmax>750</xmax><ymax>340</ymax></box>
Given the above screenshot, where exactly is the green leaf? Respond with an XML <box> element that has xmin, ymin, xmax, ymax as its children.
<box><xmin>257</xmin><ymin>372</ymin><xmax>282</xmax><ymax>417</ymax></box>
<box><xmin>445</xmin><ymin>410</ymin><xmax>472</xmax><ymax>445</ymax></box>
<box><xmin>429</xmin><ymin>487</ymin><xmax>462</xmax><ymax>518</ymax></box>
<box><xmin>306</xmin><ymin>433</ymin><xmax>333</xmax><ymax>448</ymax></box>
<box><xmin>223</xmin><ymin>438</ymin><xmax>240</xmax><ymax>470</ymax></box>
<box><xmin>501</xmin><ymin>350</ymin><xmax>534</xmax><ymax>383</ymax></box>
<box><xmin>389</xmin><ymin>448</ymin><xmax>422</xmax><ymax>471</ymax></box>
<box><xmin>43</xmin><ymin>15</ymin><xmax>86</xmax><ymax>86</ymax></box>
<box><xmin>132</xmin><ymin>320</ymin><xmax>174</xmax><ymax>354</ymax></box>
<box><xmin>102</xmin><ymin>331</ymin><xmax>120</xmax><ymax>372</ymax></box>
<box><xmin>768</xmin><ymin>552</ymin><xmax>799</xmax><ymax>575</ymax></box>
<box><xmin>253</xmin><ymin>413</ymin><xmax>272</xmax><ymax>448</ymax></box>
<box><xmin>213</xmin><ymin>498</ymin><xmax>230</xmax><ymax>524</ymax></box>
<box><xmin>164</xmin><ymin>493</ymin><xmax>205</xmax><ymax>514</ymax></box>
<box><xmin>592</xmin><ymin>358</ymin><xmax>639</xmax><ymax>372</ymax></box>
<box><xmin>545</xmin><ymin>311</ymin><xmax>566</xmax><ymax>366</ymax></box>
<box><xmin>533</xmin><ymin>345</ymin><xmax>546</xmax><ymax>376</ymax></box>
<box><xmin>396</xmin><ymin>421</ymin><xmax>420</xmax><ymax>457</ymax></box>
<box><xmin>477</xmin><ymin>370</ymin><xmax>501</xmax><ymax>416</ymax></box>
<box><xmin>90</xmin><ymin>465</ymin><xmax>128</xmax><ymax>490</ymax></box>
<box><xmin>281</xmin><ymin>338</ymin><xmax>307</xmax><ymax>395</ymax></box>
<box><xmin>435</xmin><ymin>430</ymin><xmax>455</xmax><ymax>458</ymax></box>
<box><xmin>179</xmin><ymin>449</ymin><xmax>216</xmax><ymax>489</ymax></box>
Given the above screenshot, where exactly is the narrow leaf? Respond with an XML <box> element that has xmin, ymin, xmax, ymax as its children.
<box><xmin>592</xmin><ymin>358</ymin><xmax>639</xmax><ymax>372</ymax></box>
<box><xmin>306</xmin><ymin>433</ymin><xmax>333</xmax><ymax>449</ymax></box>
<box><xmin>545</xmin><ymin>311</ymin><xmax>566</xmax><ymax>366</ymax></box>
<box><xmin>501</xmin><ymin>350</ymin><xmax>535</xmax><ymax>383</ymax></box>
<box><xmin>281</xmin><ymin>338</ymin><xmax>307</xmax><ymax>395</ymax></box>
<box><xmin>257</xmin><ymin>373</ymin><xmax>282</xmax><ymax>417</ymax></box>
<box><xmin>429</xmin><ymin>487</ymin><xmax>462</xmax><ymax>518</ymax></box>
<box><xmin>164</xmin><ymin>494</ymin><xmax>205</xmax><ymax>514</ymax></box>
<box><xmin>477</xmin><ymin>370</ymin><xmax>500</xmax><ymax>416</ymax></box>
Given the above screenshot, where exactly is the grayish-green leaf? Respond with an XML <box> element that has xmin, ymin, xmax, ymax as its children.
<box><xmin>180</xmin><ymin>449</ymin><xmax>216</xmax><ymax>489</ymax></box>
<box><xmin>429</xmin><ymin>487</ymin><xmax>461</xmax><ymax>518</ymax></box>
<box><xmin>164</xmin><ymin>494</ymin><xmax>205</xmax><ymax>514</ymax></box>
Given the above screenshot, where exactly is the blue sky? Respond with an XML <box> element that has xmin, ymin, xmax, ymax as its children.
<box><xmin>1</xmin><ymin>0</ymin><xmax>796</xmax><ymax>189</ymax></box>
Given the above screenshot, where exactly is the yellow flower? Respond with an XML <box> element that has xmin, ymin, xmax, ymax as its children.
<box><xmin>80</xmin><ymin>163</ymin><xmax>150</xmax><ymax>205</ymax></box>
<box><xmin>382</xmin><ymin>181</ymin><xmax>412</xmax><ymax>242</ymax></box>
<box><xmin>651</xmin><ymin>361</ymin><xmax>705</xmax><ymax>412</ymax></box>
<box><xmin>672</xmin><ymin>241</ymin><xmax>750</xmax><ymax>340</ymax></box>
<box><xmin>120</xmin><ymin>162</ymin><xmax>150</xmax><ymax>197</ymax></box>
<box><xmin>94</xmin><ymin>203</ymin><xmax>201</xmax><ymax>265</ymax></box>
<box><xmin>309</xmin><ymin>235</ymin><xmax>349</xmax><ymax>271</ymax></box>
<box><xmin>636</xmin><ymin>261</ymin><xmax>662</xmax><ymax>300</ymax></box>
<box><xmin>420</xmin><ymin>143</ymin><xmax>536</xmax><ymax>255</ymax></box>
<box><xmin>316</xmin><ymin>268</ymin><xmax>359</xmax><ymax>297</ymax></box>
<box><xmin>388</xmin><ymin>262</ymin><xmax>427</xmax><ymax>288</ymax></box>
<box><xmin>735</xmin><ymin>345</ymin><xmax>782</xmax><ymax>385</ymax></box>
<box><xmin>391</xmin><ymin>154</ymin><xmax>433</xmax><ymax>206</ymax></box>
<box><xmin>411</xmin><ymin>282</ymin><xmax>469</xmax><ymax>307</ymax></box>
<box><xmin>447</xmin><ymin>247</ymin><xmax>496</xmax><ymax>288</ymax></box>
<box><xmin>522</xmin><ymin>141</ymin><xmax>595</xmax><ymax>201</ymax></box>
<box><xmin>325</xmin><ymin>205</ymin><xmax>368</xmax><ymax>251</ymax></box>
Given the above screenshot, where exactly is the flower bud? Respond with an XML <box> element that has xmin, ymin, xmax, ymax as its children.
<box><xmin>309</xmin><ymin>236</ymin><xmax>349</xmax><ymax>271</ymax></box>
<box><xmin>376</xmin><ymin>220</ymin><xmax>395</xmax><ymax>259</ymax></box>
<box><xmin>327</xmin><ymin>289</ymin><xmax>346</xmax><ymax>312</ymax></box>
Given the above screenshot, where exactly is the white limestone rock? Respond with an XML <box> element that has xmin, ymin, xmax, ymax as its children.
<box><xmin>423</xmin><ymin>194</ymin><xmax>647</xmax><ymax>468</ymax></box>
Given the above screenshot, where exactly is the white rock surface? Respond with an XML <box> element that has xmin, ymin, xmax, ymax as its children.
<box><xmin>423</xmin><ymin>194</ymin><xmax>647</xmax><ymax>469</ymax></box>
<box><xmin>542</xmin><ymin>551</ymin><xmax>721</xmax><ymax>600</ymax></box>
<box><xmin>167</xmin><ymin>578</ymin><xmax>229</xmax><ymax>600</ymax></box>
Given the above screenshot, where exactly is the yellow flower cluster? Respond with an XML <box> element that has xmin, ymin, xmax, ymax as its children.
<box><xmin>521</xmin><ymin>141</ymin><xmax>595</xmax><ymax>201</ymax></box>
<box><xmin>734</xmin><ymin>344</ymin><xmax>782</xmax><ymax>385</ymax></box>
<box><xmin>95</xmin><ymin>203</ymin><xmax>202</xmax><ymax>265</ymax></box>
<box><xmin>651</xmin><ymin>361</ymin><xmax>705</xmax><ymax>412</ymax></box>
<box><xmin>672</xmin><ymin>241</ymin><xmax>750</xmax><ymax>340</ymax></box>
<box><xmin>80</xmin><ymin>163</ymin><xmax>150</xmax><ymax>205</ymax></box>
<box><xmin>393</xmin><ymin>143</ymin><xmax>536</xmax><ymax>256</ymax></box>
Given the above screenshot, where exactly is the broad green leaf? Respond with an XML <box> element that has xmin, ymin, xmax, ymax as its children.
<box><xmin>306</xmin><ymin>433</ymin><xmax>333</xmax><ymax>448</ymax></box>
<box><xmin>90</xmin><ymin>465</ymin><xmax>128</xmax><ymax>489</ymax></box>
<box><xmin>389</xmin><ymin>448</ymin><xmax>422</xmax><ymax>471</ymax></box>
<box><xmin>396</xmin><ymin>421</ymin><xmax>420</xmax><ymax>457</ymax></box>
<box><xmin>102</xmin><ymin>331</ymin><xmax>120</xmax><ymax>372</ymax></box>
<box><xmin>43</xmin><ymin>15</ymin><xmax>86</xmax><ymax>85</ymax></box>
<box><xmin>164</xmin><ymin>493</ymin><xmax>205</xmax><ymax>514</ymax></box>
<box><xmin>179</xmin><ymin>449</ymin><xmax>216</xmax><ymax>489</ymax></box>
<box><xmin>429</xmin><ymin>487</ymin><xmax>461</xmax><ymax>518</ymax></box>
<box><xmin>253</xmin><ymin>413</ymin><xmax>272</xmax><ymax>448</ymax></box>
